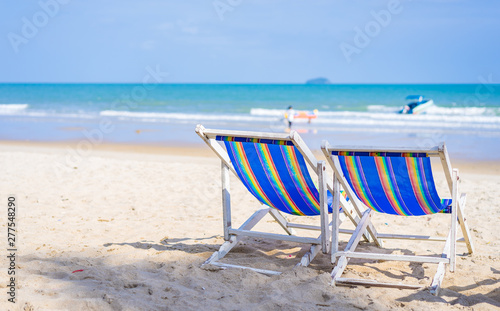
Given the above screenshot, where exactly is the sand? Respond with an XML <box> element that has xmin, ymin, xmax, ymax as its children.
<box><xmin>0</xmin><ymin>141</ymin><xmax>499</xmax><ymax>311</ymax></box>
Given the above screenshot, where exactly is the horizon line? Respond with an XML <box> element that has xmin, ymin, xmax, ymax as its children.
<box><xmin>0</xmin><ymin>82</ymin><xmax>496</xmax><ymax>85</ymax></box>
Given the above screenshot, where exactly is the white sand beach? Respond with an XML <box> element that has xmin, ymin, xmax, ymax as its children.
<box><xmin>1</xmin><ymin>141</ymin><xmax>499</xmax><ymax>311</ymax></box>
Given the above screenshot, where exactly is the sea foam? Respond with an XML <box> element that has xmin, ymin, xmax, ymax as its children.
<box><xmin>0</xmin><ymin>104</ymin><xmax>29</xmax><ymax>114</ymax></box>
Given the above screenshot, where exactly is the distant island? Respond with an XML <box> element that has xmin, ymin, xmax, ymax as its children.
<box><xmin>305</xmin><ymin>77</ymin><xmax>331</xmax><ymax>85</ymax></box>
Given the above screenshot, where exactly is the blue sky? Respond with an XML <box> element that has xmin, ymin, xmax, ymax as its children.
<box><xmin>1</xmin><ymin>0</ymin><xmax>499</xmax><ymax>83</ymax></box>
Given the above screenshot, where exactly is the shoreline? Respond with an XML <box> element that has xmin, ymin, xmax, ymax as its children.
<box><xmin>2</xmin><ymin>113</ymin><xmax>500</xmax><ymax>162</ymax></box>
<box><xmin>2</xmin><ymin>139</ymin><xmax>500</xmax><ymax>176</ymax></box>
<box><xmin>0</xmin><ymin>139</ymin><xmax>214</xmax><ymax>158</ymax></box>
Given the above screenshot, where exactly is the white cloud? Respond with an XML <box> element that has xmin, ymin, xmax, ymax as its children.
<box><xmin>140</xmin><ymin>40</ymin><xmax>156</xmax><ymax>50</ymax></box>
<box><xmin>182</xmin><ymin>26</ymin><xmax>199</xmax><ymax>35</ymax></box>
<box><xmin>157</xmin><ymin>22</ymin><xmax>174</xmax><ymax>31</ymax></box>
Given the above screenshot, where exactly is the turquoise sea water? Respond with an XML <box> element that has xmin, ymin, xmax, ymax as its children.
<box><xmin>1</xmin><ymin>83</ymin><xmax>499</xmax><ymax>159</ymax></box>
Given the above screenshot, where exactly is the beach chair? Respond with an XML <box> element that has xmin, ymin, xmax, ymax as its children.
<box><xmin>321</xmin><ymin>141</ymin><xmax>475</xmax><ymax>294</ymax></box>
<box><xmin>195</xmin><ymin>125</ymin><xmax>379</xmax><ymax>275</ymax></box>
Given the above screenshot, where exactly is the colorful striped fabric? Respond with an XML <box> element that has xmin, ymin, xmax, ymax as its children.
<box><xmin>332</xmin><ymin>151</ymin><xmax>428</xmax><ymax>158</ymax></box>
<box><xmin>224</xmin><ymin>140</ymin><xmax>334</xmax><ymax>216</ymax></box>
<box><xmin>337</xmin><ymin>154</ymin><xmax>451</xmax><ymax>216</ymax></box>
<box><xmin>217</xmin><ymin>135</ymin><xmax>294</xmax><ymax>146</ymax></box>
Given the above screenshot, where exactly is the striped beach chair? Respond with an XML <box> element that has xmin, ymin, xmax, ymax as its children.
<box><xmin>195</xmin><ymin>125</ymin><xmax>378</xmax><ymax>275</ymax></box>
<box><xmin>322</xmin><ymin>142</ymin><xmax>475</xmax><ymax>294</ymax></box>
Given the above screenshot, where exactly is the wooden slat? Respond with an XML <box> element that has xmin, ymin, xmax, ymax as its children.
<box><xmin>221</xmin><ymin>162</ymin><xmax>231</xmax><ymax>241</ymax></box>
<box><xmin>437</xmin><ymin>141</ymin><xmax>474</xmax><ymax>256</ymax></box>
<box><xmin>228</xmin><ymin>229</ymin><xmax>321</xmax><ymax>244</ymax></box>
<box><xmin>238</xmin><ymin>208</ymin><xmax>270</xmax><ymax>230</ymax></box>
<box><xmin>336</xmin><ymin>252</ymin><xmax>450</xmax><ymax>264</ymax></box>
<box><xmin>377</xmin><ymin>233</ymin><xmax>465</xmax><ymax>242</ymax></box>
<box><xmin>331</xmin><ymin>256</ymin><xmax>348</xmax><ymax>286</ymax></box>
<box><xmin>287</xmin><ymin>223</ymin><xmax>321</xmax><ymax>231</ymax></box>
<box><xmin>337</xmin><ymin>196</ymin><xmax>351</xmax><ymax>225</ymax></box>
<box><xmin>436</xmin><ymin>142</ymin><xmax>474</xmax><ymax>254</ymax></box>
<box><xmin>338</xmin><ymin>229</ymin><xmax>356</xmax><ymax>235</ymax></box>
<box><xmin>345</xmin><ymin>210</ymin><xmax>372</xmax><ymax>253</ymax></box>
<box><xmin>285</xmin><ymin>224</ymin><xmax>355</xmax><ymax>236</ymax></box>
<box><xmin>202</xmin><ymin>128</ymin><xmax>292</xmax><ymax>141</ymax></box>
<box><xmin>450</xmin><ymin>169</ymin><xmax>458</xmax><ymax>272</ymax></box>
<box><xmin>195</xmin><ymin>124</ymin><xmax>238</xmax><ymax>177</ymax></box>
<box><xmin>297</xmin><ymin>244</ymin><xmax>322</xmax><ymax>268</ymax></box>
<box><xmin>335</xmin><ymin>195</ymin><xmax>360</xmax><ymax>240</ymax></box>
<box><xmin>331</xmin><ymin>210</ymin><xmax>373</xmax><ymax>284</ymax></box>
<box><xmin>430</xmin><ymin>229</ymin><xmax>452</xmax><ymax>295</ymax></box>
<box><xmin>268</xmin><ymin>208</ymin><xmax>295</xmax><ymax>236</ymax></box>
<box><xmin>332</xmin><ymin>170</ymin><xmax>341</xmax><ymax>258</ymax></box>
<box><xmin>290</xmin><ymin>131</ymin><xmax>318</xmax><ymax>171</ymax></box>
<box><xmin>335</xmin><ymin>278</ymin><xmax>424</xmax><ymax>290</ymax></box>
<box><xmin>210</xmin><ymin>262</ymin><xmax>282</xmax><ymax>276</ymax></box>
<box><xmin>324</xmin><ymin>144</ymin><xmax>440</xmax><ymax>156</ymax></box>
<box><xmin>457</xmin><ymin>194</ymin><xmax>475</xmax><ymax>254</ymax></box>
<box><xmin>202</xmin><ymin>207</ymin><xmax>270</xmax><ymax>265</ymax></box>
<box><xmin>438</xmin><ymin>142</ymin><xmax>454</xmax><ymax>195</ymax></box>
<box><xmin>203</xmin><ymin>236</ymin><xmax>239</xmax><ymax>264</ymax></box>
<box><xmin>318</xmin><ymin>161</ymin><xmax>330</xmax><ymax>254</ymax></box>
<box><xmin>329</xmin><ymin>151</ymin><xmax>364</xmax><ymax>219</ymax></box>
<box><xmin>430</xmin><ymin>262</ymin><xmax>446</xmax><ymax>296</ymax></box>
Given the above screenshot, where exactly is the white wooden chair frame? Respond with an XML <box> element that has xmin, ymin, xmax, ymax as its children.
<box><xmin>195</xmin><ymin>124</ymin><xmax>381</xmax><ymax>275</ymax></box>
<box><xmin>322</xmin><ymin>141</ymin><xmax>475</xmax><ymax>295</ymax></box>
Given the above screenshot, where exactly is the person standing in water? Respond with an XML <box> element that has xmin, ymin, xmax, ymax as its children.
<box><xmin>286</xmin><ymin>105</ymin><xmax>295</xmax><ymax>129</ymax></box>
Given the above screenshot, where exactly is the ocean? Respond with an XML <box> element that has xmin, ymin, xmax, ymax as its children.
<box><xmin>1</xmin><ymin>83</ymin><xmax>499</xmax><ymax>160</ymax></box>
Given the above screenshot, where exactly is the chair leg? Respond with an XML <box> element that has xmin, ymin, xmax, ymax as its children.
<box><xmin>331</xmin><ymin>209</ymin><xmax>373</xmax><ymax>286</ymax></box>
<box><xmin>203</xmin><ymin>235</ymin><xmax>240</xmax><ymax>266</ymax></box>
<box><xmin>331</xmin><ymin>171</ymin><xmax>341</xmax><ymax>262</ymax></box>
<box><xmin>457</xmin><ymin>193</ymin><xmax>475</xmax><ymax>254</ymax></box>
<box><xmin>318</xmin><ymin>161</ymin><xmax>330</xmax><ymax>254</ymax></box>
<box><xmin>450</xmin><ymin>169</ymin><xmax>459</xmax><ymax>272</ymax></box>
<box><xmin>430</xmin><ymin>229</ymin><xmax>452</xmax><ymax>295</ymax></box>
<box><xmin>221</xmin><ymin>161</ymin><xmax>232</xmax><ymax>241</ymax></box>
<box><xmin>296</xmin><ymin>244</ymin><xmax>322</xmax><ymax>267</ymax></box>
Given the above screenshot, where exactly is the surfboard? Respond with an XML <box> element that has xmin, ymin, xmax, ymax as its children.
<box><xmin>284</xmin><ymin>109</ymin><xmax>318</xmax><ymax>120</ymax></box>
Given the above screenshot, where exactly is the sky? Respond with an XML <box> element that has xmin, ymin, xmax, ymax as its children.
<box><xmin>0</xmin><ymin>0</ymin><xmax>499</xmax><ymax>84</ymax></box>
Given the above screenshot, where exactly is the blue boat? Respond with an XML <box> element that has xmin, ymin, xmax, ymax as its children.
<box><xmin>399</xmin><ymin>95</ymin><xmax>435</xmax><ymax>114</ymax></box>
